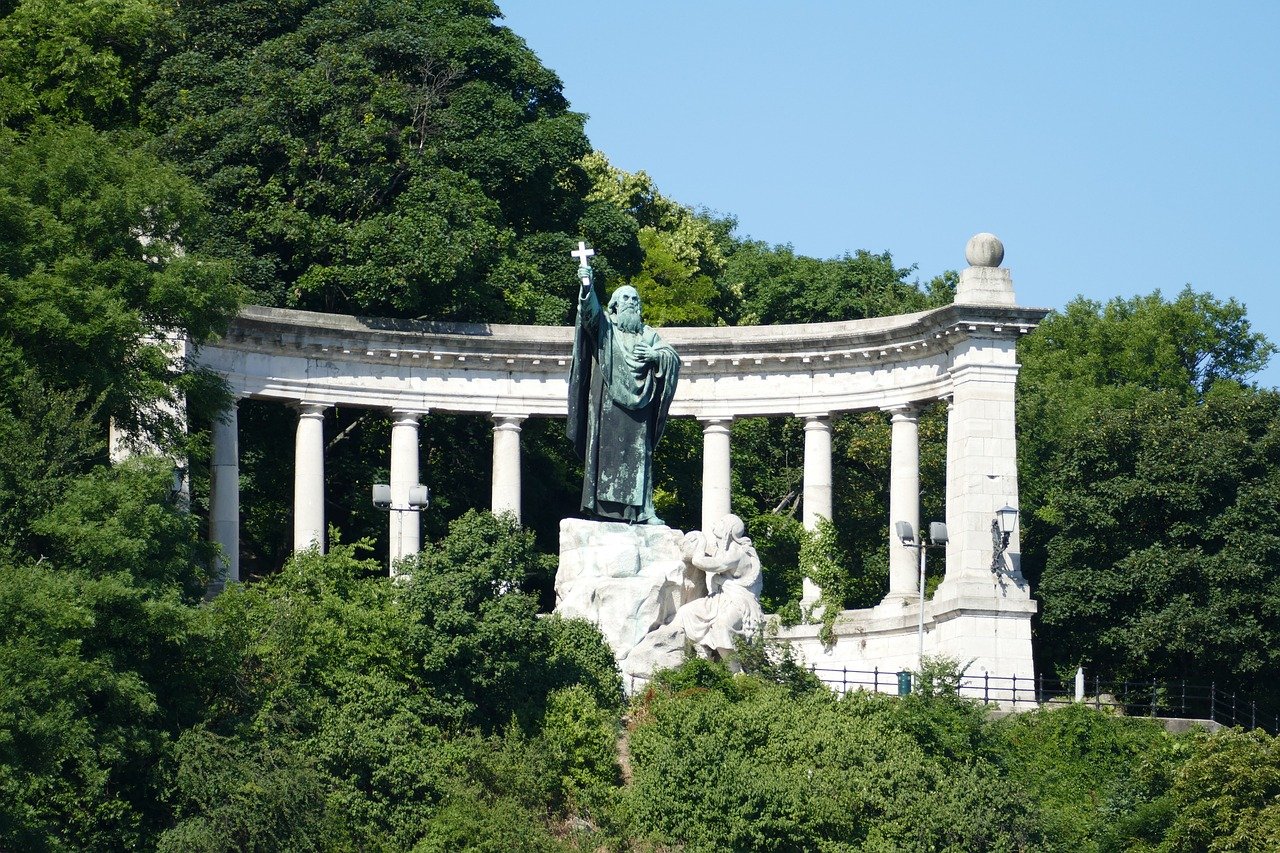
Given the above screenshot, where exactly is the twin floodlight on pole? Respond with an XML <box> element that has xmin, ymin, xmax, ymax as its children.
<box><xmin>371</xmin><ymin>483</ymin><xmax>430</xmax><ymax>512</ymax></box>
<box><xmin>896</xmin><ymin>505</ymin><xmax>1019</xmax><ymax>683</ymax></box>
<box><xmin>895</xmin><ymin>519</ymin><xmax>948</xmax><ymax>677</ymax></box>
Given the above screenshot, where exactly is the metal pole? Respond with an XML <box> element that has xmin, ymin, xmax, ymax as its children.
<box><xmin>917</xmin><ymin>543</ymin><xmax>926</xmax><ymax>669</ymax></box>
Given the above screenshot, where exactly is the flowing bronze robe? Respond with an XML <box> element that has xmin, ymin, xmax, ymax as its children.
<box><xmin>566</xmin><ymin>286</ymin><xmax>679</xmax><ymax>523</ymax></box>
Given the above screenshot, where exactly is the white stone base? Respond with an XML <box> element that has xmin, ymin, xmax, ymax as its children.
<box><xmin>774</xmin><ymin>592</ymin><xmax>1037</xmax><ymax>709</ymax></box>
<box><xmin>554</xmin><ymin>518</ymin><xmax>704</xmax><ymax>673</ymax></box>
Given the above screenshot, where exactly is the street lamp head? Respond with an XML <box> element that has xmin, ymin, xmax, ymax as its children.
<box><xmin>996</xmin><ymin>505</ymin><xmax>1019</xmax><ymax>536</ymax></box>
<box><xmin>928</xmin><ymin>522</ymin><xmax>949</xmax><ymax>545</ymax></box>
<box><xmin>372</xmin><ymin>483</ymin><xmax>392</xmax><ymax>510</ymax></box>
<box><xmin>895</xmin><ymin>520</ymin><xmax>916</xmax><ymax>545</ymax></box>
<box><xmin>407</xmin><ymin>484</ymin><xmax>430</xmax><ymax>509</ymax></box>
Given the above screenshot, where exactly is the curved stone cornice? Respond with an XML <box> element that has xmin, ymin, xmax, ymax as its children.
<box><xmin>196</xmin><ymin>302</ymin><xmax>1049</xmax><ymax>418</ymax></box>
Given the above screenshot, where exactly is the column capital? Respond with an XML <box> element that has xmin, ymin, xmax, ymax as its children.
<box><xmin>293</xmin><ymin>401</ymin><xmax>331</xmax><ymax>418</ymax></box>
<box><xmin>390</xmin><ymin>407</ymin><xmax>429</xmax><ymax>424</ymax></box>
<box><xmin>947</xmin><ymin>361</ymin><xmax>1020</xmax><ymax>386</ymax></box>
<box><xmin>492</xmin><ymin>414</ymin><xmax>526</xmax><ymax>432</ymax></box>
<box><xmin>883</xmin><ymin>403</ymin><xmax>921</xmax><ymax>423</ymax></box>
<box><xmin>802</xmin><ymin>415</ymin><xmax>833</xmax><ymax>432</ymax></box>
<box><xmin>700</xmin><ymin>418</ymin><xmax>732</xmax><ymax>434</ymax></box>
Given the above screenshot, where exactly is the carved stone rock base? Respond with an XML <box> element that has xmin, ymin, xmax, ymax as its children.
<box><xmin>554</xmin><ymin>518</ymin><xmax>703</xmax><ymax>675</ymax></box>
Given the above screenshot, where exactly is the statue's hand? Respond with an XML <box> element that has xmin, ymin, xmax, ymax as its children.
<box><xmin>577</xmin><ymin>265</ymin><xmax>593</xmax><ymax>285</ymax></box>
<box><xmin>633</xmin><ymin>342</ymin><xmax>656</xmax><ymax>363</ymax></box>
<box><xmin>681</xmin><ymin>531</ymin><xmax>706</xmax><ymax>560</ymax></box>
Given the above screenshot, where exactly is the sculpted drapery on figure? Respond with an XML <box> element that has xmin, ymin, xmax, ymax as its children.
<box><xmin>673</xmin><ymin>514</ymin><xmax>764</xmax><ymax>662</ymax></box>
<box><xmin>566</xmin><ymin>244</ymin><xmax>680</xmax><ymax>525</ymax></box>
<box><xmin>615</xmin><ymin>514</ymin><xmax>765</xmax><ymax>682</ymax></box>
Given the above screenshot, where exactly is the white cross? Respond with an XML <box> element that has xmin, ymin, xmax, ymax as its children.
<box><xmin>570</xmin><ymin>241</ymin><xmax>595</xmax><ymax>266</ymax></box>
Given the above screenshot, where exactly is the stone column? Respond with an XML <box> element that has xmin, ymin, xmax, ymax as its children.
<box><xmin>935</xmin><ymin>348</ymin><xmax>1028</xmax><ymax>603</ymax></box>
<box><xmin>491</xmin><ymin>414</ymin><xmax>525</xmax><ymax>523</ymax></box>
<box><xmin>885</xmin><ymin>405</ymin><xmax>920</xmax><ymax>599</ymax></box>
<box><xmin>389</xmin><ymin>409</ymin><xmax>425</xmax><ymax>568</ymax></box>
<box><xmin>801</xmin><ymin>415</ymin><xmax>833</xmax><ymax>606</ymax></box>
<box><xmin>293</xmin><ymin>402</ymin><xmax>328</xmax><ymax>552</ymax></box>
<box><xmin>209</xmin><ymin>399</ymin><xmax>239</xmax><ymax>589</ymax></box>
<box><xmin>701</xmin><ymin>418</ymin><xmax>732</xmax><ymax>533</ymax></box>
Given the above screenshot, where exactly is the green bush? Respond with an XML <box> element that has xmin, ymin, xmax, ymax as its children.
<box><xmin>622</xmin><ymin>666</ymin><xmax>1039</xmax><ymax>851</ymax></box>
<box><xmin>989</xmin><ymin>703</ymin><xmax>1173</xmax><ymax>852</ymax></box>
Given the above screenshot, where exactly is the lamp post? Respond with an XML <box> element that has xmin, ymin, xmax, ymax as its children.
<box><xmin>991</xmin><ymin>504</ymin><xmax>1019</xmax><ymax>572</ymax></box>
<box><xmin>373</xmin><ymin>482</ymin><xmax>430</xmax><ymax>573</ymax></box>
<box><xmin>895</xmin><ymin>520</ymin><xmax>948</xmax><ymax>670</ymax></box>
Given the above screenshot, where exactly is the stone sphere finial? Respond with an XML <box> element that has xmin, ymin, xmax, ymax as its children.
<box><xmin>965</xmin><ymin>232</ymin><xmax>1004</xmax><ymax>268</ymax></box>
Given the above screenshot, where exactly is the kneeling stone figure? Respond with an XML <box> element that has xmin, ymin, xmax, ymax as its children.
<box><xmin>623</xmin><ymin>514</ymin><xmax>764</xmax><ymax>683</ymax></box>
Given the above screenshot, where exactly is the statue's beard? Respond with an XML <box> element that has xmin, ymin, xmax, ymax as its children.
<box><xmin>614</xmin><ymin>305</ymin><xmax>644</xmax><ymax>334</ymax></box>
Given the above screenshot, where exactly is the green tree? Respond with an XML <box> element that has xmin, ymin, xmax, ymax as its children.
<box><xmin>1032</xmin><ymin>385</ymin><xmax>1280</xmax><ymax>686</ymax></box>
<box><xmin>0</xmin><ymin>121</ymin><xmax>239</xmax><ymax>455</ymax></box>
<box><xmin>1017</xmin><ymin>289</ymin><xmax>1280</xmax><ymax>687</ymax></box>
<box><xmin>722</xmin><ymin>239</ymin><xmax>952</xmax><ymax>326</ymax></box>
<box><xmin>0</xmin><ymin>0</ymin><xmax>169</xmax><ymax>130</ymax></box>
<box><xmin>1144</xmin><ymin>728</ymin><xmax>1280</xmax><ymax>852</ymax></box>
<box><xmin>990</xmin><ymin>704</ymin><xmax>1174</xmax><ymax>852</ymax></box>
<box><xmin>161</xmin><ymin>514</ymin><xmax>621</xmax><ymax>849</ymax></box>
<box><xmin>581</xmin><ymin>150</ymin><xmax>729</xmax><ymax>326</ymax></box>
<box><xmin>146</xmin><ymin>0</ymin><xmax>595</xmax><ymax>323</ymax></box>
<box><xmin>0</xmin><ymin>459</ymin><xmax>224</xmax><ymax>851</ymax></box>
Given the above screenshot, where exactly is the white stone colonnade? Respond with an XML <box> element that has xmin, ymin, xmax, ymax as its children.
<box><xmin>195</xmin><ymin>234</ymin><xmax>1044</xmax><ymax>682</ymax></box>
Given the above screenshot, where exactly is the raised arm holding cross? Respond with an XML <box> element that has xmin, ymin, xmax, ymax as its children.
<box><xmin>571</xmin><ymin>241</ymin><xmax>595</xmax><ymax>290</ymax></box>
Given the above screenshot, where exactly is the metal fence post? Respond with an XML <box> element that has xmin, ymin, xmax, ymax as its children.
<box><xmin>1210</xmin><ymin>682</ymin><xmax>1216</xmax><ymax>722</ymax></box>
<box><xmin>1151</xmin><ymin>679</ymin><xmax>1157</xmax><ymax>717</ymax></box>
<box><xmin>1095</xmin><ymin>675</ymin><xmax>1101</xmax><ymax>711</ymax></box>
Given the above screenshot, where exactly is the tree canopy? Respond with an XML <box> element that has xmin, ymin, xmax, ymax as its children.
<box><xmin>1018</xmin><ymin>289</ymin><xmax>1280</xmax><ymax>689</ymax></box>
<box><xmin>145</xmin><ymin>0</ymin><xmax>598</xmax><ymax>323</ymax></box>
<box><xmin>6</xmin><ymin>0</ymin><xmax>1280</xmax><ymax>847</ymax></box>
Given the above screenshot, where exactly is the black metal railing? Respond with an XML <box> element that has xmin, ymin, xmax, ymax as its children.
<box><xmin>804</xmin><ymin>666</ymin><xmax>1280</xmax><ymax>734</ymax></box>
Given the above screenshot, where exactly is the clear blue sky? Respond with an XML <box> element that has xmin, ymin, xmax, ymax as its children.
<box><xmin>499</xmin><ymin>1</ymin><xmax>1280</xmax><ymax>386</ymax></box>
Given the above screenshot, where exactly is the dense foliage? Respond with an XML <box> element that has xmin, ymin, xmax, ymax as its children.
<box><xmin>1018</xmin><ymin>290</ymin><xmax>1280</xmax><ymax>691</ymax></box>
<box><xmin>6</xmin><ymin>0</ymin><xmax>1280</xmax><ymax>848</ymax></box>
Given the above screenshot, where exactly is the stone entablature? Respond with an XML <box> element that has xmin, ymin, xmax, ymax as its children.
<box><xmin>199</xmin><ymin>302</ymin><xmax>1047</xmax><ymax>418</ymax></box>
